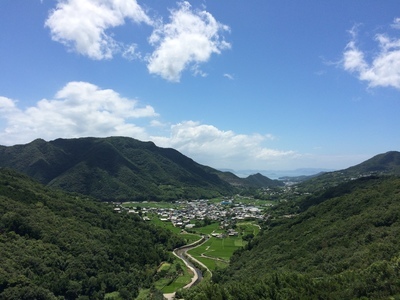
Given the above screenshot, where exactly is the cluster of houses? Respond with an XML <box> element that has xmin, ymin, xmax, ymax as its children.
<box><xmin>114</xmin><ymin>198</ymin><xmax>266</xmax><ymax>230</ymax></box>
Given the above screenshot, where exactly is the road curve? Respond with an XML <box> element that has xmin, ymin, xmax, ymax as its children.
<box><xmin>163</xmin><ymin>236</ymin><xmax>210</xmax><ymax>299</ymax></box>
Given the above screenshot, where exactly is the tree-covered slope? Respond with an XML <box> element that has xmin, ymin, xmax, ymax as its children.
<box><xmin>244</xmin><ymin>173</ymin><xmax>284</xmax><ymax>187</ymax></box>
<box><xmin>0</xmin><ymin>168</ymin><xmax>183</xmax><ymax>299</ymax></box>
<box><xmin>297</xmin><ymin>151</ymin><xmax>400</xmax><ymax>194</ymax></box>
<box><xmin>0</xmin><ymin>137</ymin><xmax>235</xmax><ymax>201</ymax></box>
<box><xmin>180</xmin><ymin>176</ymin><xmax>400</xmax><ymax>299</ymax></box>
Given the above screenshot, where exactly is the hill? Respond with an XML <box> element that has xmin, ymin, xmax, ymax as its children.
<box><xmin>211</xmin><ymin>170</ymin><xmax>283</xmax><ymax>188</ymax></box>
<box><xmin>243</xmin><ymin>172</ymin><xmax>284</xmax><ymax>187</ymax></box>
<box><xmin>179</xmin><ymin>175</ymin><xmax>400</xmax><ymax>299</ymax></box>
<box><xmin>297</xmin><ymin>151</ymin><xmax>400</xmax><ymax>194</ymax></box>
<box><xmin>0</xmin><ymin>168</ymin><xmax>183</xmax><ymax>299</ymax></box>
<box><xmin>0</xmin><ymin>137</ymin><xmax>237</xmax><ymax>201</ymax></box>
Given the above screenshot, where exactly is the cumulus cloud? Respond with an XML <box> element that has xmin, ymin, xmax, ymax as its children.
<box><xmin>0</xmin><ymin>82</ymin><xmax>157</xmax><ymax>145</ymax></box>
<box><xmin>1</xmin><ymin>86</ymin><xmax>298</xmax><ymax>169</ymax></box>
<box><xmin>147</xmin><ymin>1</ymin><xmax>231</xmax><ymax>82</ymax></box>
<box><xmin>45</xmin><ymin>0</ymin><xmax>152</xmax><ymax>60</ymax></box>
<box><xmin>343</xmin><ymin>22</ymin><xmax>400</xmax><ymax>89</ymax></box>
<box><xmin>151</xmin><ymin>121</ymin><xmax>296</xmax><ymax>168</ymax></box>
<box><xmin>45</xmin><ymin>1</ymin><xmax>230</xmax><ymax>80</ymax></box>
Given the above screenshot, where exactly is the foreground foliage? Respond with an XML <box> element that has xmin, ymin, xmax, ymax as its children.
<box><xmin>0</xmin><ymin>168</ymin><xmax>184</xmax><ymax>299</ymax></box>
<box><xmin>179</xmin><ymin>176</ymin><xmax>400</xmax><ymax>299</ymax></box>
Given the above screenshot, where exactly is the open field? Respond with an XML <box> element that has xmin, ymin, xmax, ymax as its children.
<box><xmin>190</xmin><ymin>222</ymin><xmax>222</xmax><ymax>235</ymax></box>
<box><xmin>237</xmin><ymin>222</ymin><xmax>261</xmax><ymax>236</ymax></box>
<box><xmin>189</xmin><ymin>236</ymin><xmax>244</xmax><ymax>260</ymax></box>
<box><xmin>121</xmin><ymin>201</ymin><xmax>180</xmax><ymax>209</ymax></box>
<box><xmin>148</xmin><ymin>214</ymin><xmax>182</xmax><ymax>234</ymax></box>
<box><xmin>153</xmin><ymin>259</ymin><xmax>193</xmax><ymax>293</ymax></box>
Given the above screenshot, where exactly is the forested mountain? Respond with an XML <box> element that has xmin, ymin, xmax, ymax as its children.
<box><xmin>0</xmin><ymin>137</ymin><xmax>281</xmax><ymax>201</ymax></box>
<box><xmin>297</xmin><ymin>151</ymin><xmax>400</xmax><ymax>193</ymax></box>
<box><xmin>244</xmin><ymin>173</ymin><xmax>284</xmax><ymax>187</ymax></box>
<box><xmin>179</xmin><ymin>175</ymin><xmax>400</xmax><ymax>299</ymax></box>
<box><xmin>0</xmin><ymin>168</ymin><xmax>183</xmax><ymax>299</ymax></box>
<box><xmin>0</xmin><ymin>137</ymin><xmax>237</xmax><ymax>201</ymax></box>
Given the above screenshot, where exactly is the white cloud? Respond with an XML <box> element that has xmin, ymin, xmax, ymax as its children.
<box><xmin>151</xmin><ymin>121</ymin><xmax>296</xmax><ymax>169</ymax></box>
<box><xmin>0</xmin><ymin>97</ymin><xmax>18</xmax><ymax>113</ymax></box>
<box><xmin>45</xmin><ymin>1</ymin><xmax>231</xmax><ymax>80</ymax></box>
<box><xmin>343</xmin><ymin>23</ymin><xmax>400</xmax><ymax>89</ymax></box>
<box><xmin>391</xmin><ymin>18</ymin><xmax>400</xmax><ymax>30</ymax></box>
<box><xmin>45</xmin><ymin>0</ymin><xmax>152</xmax><ymax>60</ymax></box>
<box><xmin>223</xmin><ymin>73</ymin><xmax>234</xmax><ymax>80</ymax></box>
<box><xmin>147</xmin><ymin>1</ymin><xmax>231</xmax><ymax>82</ymax></box>
<box><xmin>0</xmin><ymin>82</ymin><xmax>157</xmax><ymax>145</ymax></box>
<box><xmin>1</xmin><ymin>86</ymin><xmax>300</xmax><ymax>170</ymax></box>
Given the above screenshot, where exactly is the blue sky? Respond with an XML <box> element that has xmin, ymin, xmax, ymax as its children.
<box><xmin>1</xmin><ymin>0</ymin><xmax>400</xmax><ymax>172</ymax></box>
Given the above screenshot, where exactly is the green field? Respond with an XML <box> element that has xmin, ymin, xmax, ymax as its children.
<box><xmin>153</xmin><ymin>259</ymin><xmax>193</xmax><ymax>293</ymax></box>
<box><xmin>237</xmin><ymin>222</ymin><xmax>261</xmax><ymax>236</ymax></box>
<box><xmin>121</xmin><ymin>201</ymin><xmax>180</xmax><ymax>209</ymax></box>
<box><xmin>191</xmin><ymin>222</ymin><xmax>222</xmax><ymax>235</ymax></box>
<box><xmin>180</xmin><ymin>233</ymin><xmax>202</xmax><ymax>244</ymax></box>
<box><xmin>187</xmin><ymin>236</ymin><xmax>245</xmax><ymax>270</ymax></box>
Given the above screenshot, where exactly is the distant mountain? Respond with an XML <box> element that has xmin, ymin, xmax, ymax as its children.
<box><xmin>298</xmin><ymin>151</ymin><xmax>400</xmax><ymax>193</ymax></box>
<box><xmin>278</xmin><ymin>172</ymin><xmax>325</xmax><ymax>183</ymax></box>
<box><xmin>212</xmin><ymin>170</ymin><xmax>283</xmax><ymax>188</ymax></box>
<box><xmin>229</xmin><ymin>168</ymin><xmax>334</xmax><ymax>179</ymax></box>
<box><xmin>0</xmin><ymin>137</ymin><xmax>236</xmax><ymax>201</ymax></box>
<box><xmin>244</xmin><ymin>173</ymin><xmax>284</xmax><ymax>187</ymax></box>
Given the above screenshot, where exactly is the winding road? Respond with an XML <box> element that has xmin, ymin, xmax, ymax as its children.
<box><xmin>163</xmin><ymin>236</ymin><xmax>210</xmax><ymax>300</ymax></box>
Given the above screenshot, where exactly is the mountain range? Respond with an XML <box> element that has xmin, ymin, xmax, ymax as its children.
<box><xmin>0</xmin><ymin>137</ymin><xmax>282</xmax><ymax>201</ymax></box>
<box><xmin>1</xmin><ymin>137</ymin><xmax>400</xmax><ymax>299</ymax></box>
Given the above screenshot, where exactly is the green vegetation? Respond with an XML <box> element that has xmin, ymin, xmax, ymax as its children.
<box><xmin>188</xmin><ymin>237</ymin><xmax>241</xmax><ymax>270</ymax></box>
<box><xmin>3</xmin><ymin>141</ymin><xmax>400</xmax><ymax>299</ymax></box>
<box><xmin>153</xmin><ymin>259</ymin><xmax>192</xmax><ymax>293</ymax></box>
<box><xmin>0</xmin><ymin>168</ymin><xmax>184</xmax><ymax>299</ymax></box>
<box><xmin>179</xmin><ymin>175</ymin><xmax>400</xmax><ymax>299</ymax></box>
<box><xmin>0</xmin><ymin>137</ymin><xmax>235</xmax><ymax>201</ymax></box>
<box><xmin>186</xmin><ymin>222</ymin><xmax>258</xmax><ymax>271</ymax></box>
<box><xmin>0</xmin><ymin>137</ymin><xmax>294</xmax><ymax>202</ymax></box>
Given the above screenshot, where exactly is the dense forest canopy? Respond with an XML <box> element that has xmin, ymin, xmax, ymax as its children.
<box><xmin>2</xmin><ymin>147</ymin><xmax>400</xmax><ymax>299</ymax></box>
<box><xmin>179</xmin><ymin>176</ymin><xmax>400</xmax><ymax>299</ymax></box>
<box><xmin>0</xmin><ymin>168</ymin><xmax>184</xmax><ymax>299</ymax></box>
<box><xmin>0</xmin><ymin>137</ymin><xmax>285</xmax><ymax>201</ymax></box>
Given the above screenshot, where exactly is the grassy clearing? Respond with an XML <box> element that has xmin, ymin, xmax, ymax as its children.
<box><xmin>121</xmin><ymin>201</ymin><xmax>180</xmax><ymax>209</ymax></box>
<box><xmin>187</xmin><ymin>222</ymin><xmax>260</xmax><ymax>271</ymax></box>
<box><xmin>190</xmin><ymin>237</ymin><xmax>242</xmax><ymax>261</ymax></box>
<box><xmin>237</xmin><ymin>222</ymin><xmax>261</xmax><ymax>236</ymax></box>
<box><xmin>153</xmin><ymin>258</ymin><xmax>193</xmax><ymax>293</ymax></box>
<box><xmin>180</xmin><ymin>233</ymin><xmax>202</xmax><ymax>244</ymax></box>
<box><xmin>158</xmin><ymin>262</ymin><xmax>171</xmax><ymax>272</ymax></box>
<box><xmin>191</xmin><ymin>222</ymin><xmax>222</xmax><ymax>235</ymax></box>
<box><xmin>194</xmin><ymin>255</ymin><xmax>228</xmax><ymax>270</ymax></box>
<box><xmin>148</xmin><ymin>214</ymin><xmax>182</xmax><ymax>234</ymax></box>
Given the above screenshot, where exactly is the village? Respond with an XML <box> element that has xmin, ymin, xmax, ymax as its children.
<box><xmin>114</xmin><ymin>198</ymin><xmax>269</xmax><ymax>234</ymax></box>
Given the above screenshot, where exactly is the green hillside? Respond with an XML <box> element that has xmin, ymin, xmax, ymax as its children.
<box><xmin>244</xmin><ymin>173</ymin><xmax>284</xmax><ymax>187</ymax></box>
<box><xmin>296</xmin><ymin>151</ymin><xmax>400</xmax><ymax>194</ymax></box>
<box><xmin>179</xmin><ymin>175</ymin><xmax>400</xmax><ymax>299</ymax></box>
<box><xmin>0</xmin><ymin>168</ymin><xmax>183</xmax><ymax>299</ymax></box>
<box><xmin>0</xmin><ymin>137</ymin><xmax>236</xmax><ymax>201</ymax></box>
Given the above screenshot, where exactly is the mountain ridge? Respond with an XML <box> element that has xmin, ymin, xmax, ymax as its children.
<box><xmin>0</xmin><ymin>137</ymin><xmax>280</xmax><ymax>201</ymax></box>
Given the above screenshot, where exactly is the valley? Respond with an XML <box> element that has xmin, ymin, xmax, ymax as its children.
<box><xmin>1</xmin><ymin>141</ymin><xmax>400</xmax><ymax>299</ymax></box>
